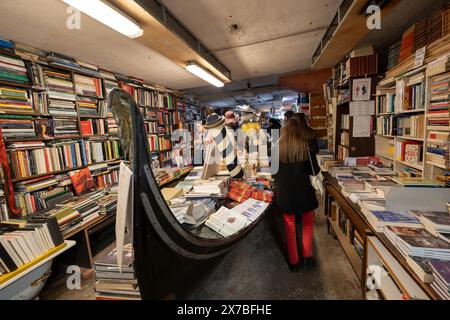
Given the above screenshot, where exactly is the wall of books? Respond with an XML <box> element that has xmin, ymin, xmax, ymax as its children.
<box><xmin>375</xmin><ymin>42</ymin><xmax>450</xmax><ymax>185</ymax></box>
<box><xmin>0</xmin><ymin>39</ymin><xmax>204</xmax><ymax>233</ymax></box>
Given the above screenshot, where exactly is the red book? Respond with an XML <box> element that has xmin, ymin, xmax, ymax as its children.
<box><xmin>80</xmin><ymin>120</ymin><xmax>93</xmax><ymax>136</ymax></box>
<box><xmin>70</xmin><ymin>168</ymin><xmax>95</xmax><ymax>195</ymax></box>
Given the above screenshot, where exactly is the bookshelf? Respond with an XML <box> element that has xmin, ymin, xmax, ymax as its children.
<box><xmin>0</xmin><ymin>41</ymin><xmax>205</xmax><ymax>277</ymax></box>
<box><xmin>375</xmin><ymin>37</ymin><xmax>450</xmax><ymax>183</ymax></box>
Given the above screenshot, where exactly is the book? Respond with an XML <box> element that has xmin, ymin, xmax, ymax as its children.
<box><xmin>366</xmin><ymin>210</ymin><xmax>421</xmax><ymax>232</ymax></box>
<box><xmin>385</xmin><ymin>226</ymin><xmax>450</xmax><ymax>261</ymax></box>
<box><xmin>70</xmin><ymin>168</ymin><xmax>95</xmax><ymax>195</ymax></box>
<box><xmin>34</xmin><ymin>118</ymin><xmax>54</xmax><ymax>139</ymax></box>
<box><xmin>411</xmin><ymin>211</ymin><xmax>450</xmax><ymax>236</ymax></box>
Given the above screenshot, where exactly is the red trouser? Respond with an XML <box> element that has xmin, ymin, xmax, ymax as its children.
<box><xmin>283</xmin><ymin>211</ymin><xmax>315</xmax><ymax>264</ymax></box>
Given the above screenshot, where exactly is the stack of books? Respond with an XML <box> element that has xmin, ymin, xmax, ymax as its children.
<box><xmin>0</xmin><ymin>217</ymin><xmax>64</xmax><ymax>275</ymax></box>
<box><xmin>413</xmin><ymin>18</ymin><xmax>428</xmax><ymax>52</ymax></box>
<box><xmin>94</xmin><ymin>242</ymin><xmax>140</xmax><ymax>300</ymax></box>
<box><xmin>13</xmin><ymin>177</ymin><xmax>61</xmax><ymax>214</ymax></box>
<box><xmin>411</xmin><ymin>211</ymin><xmax>450</xmax><ymax>236</ymax></box>
<box><xmin>107</xmin><ymin>118</ymin><xmax>119</xmax><ymax>136</ymax></box>
<box><xmin>47</xmin><ymin>52</ymin><xmax>101</xmax><ymax>78</ymax></box>
<box><xmin>428</xmin><ymin>73</ymin><xmax>450</xmax><ymax>118</ymax></box>
<box><xmin>385</xmin><ymin>226</ymin><xmax>450</xmax><ymax>260</ymax></box>
<box><xmin>399</xmin><ymin>25</ymin><xmax>415</xmax><ymax>63</ymax></box>
<box><xmin>205</xmin><ymin>206</ymin><xmax>248</xmax><ymax>237</ymax></box>
<box><xmin>190</xmin><ymin>179</ymin><xmax>228</xmax><ymax>197</ymax></box>
<box><xmin>443</xmin><ymin>2</ymin><xmax>450</xmax><ymax>37</ymax></box>
<box><xmin>53</xmin><ymin>118</ymin><xmax>79</xmax><ymax>138</ymax></box>
<box><xmin>57</xmin><ymin>190</ymin><xmax>105</xmax><ymax>226</ymax></box>
<box><xmin>0</xmin><ymin>53</ymin><xmax>29</xmax><ymax>84</ymax></box>
<box><xmin>0</xmin><ymin>115</ymin><xmax>36</xmax><ymax>139</ymax></box>
<box><xmin>40</xmin><ymin>206</ymin><xmax>82</xmax><ymax>236</ymax></box>
<box><xmin>427</xmin><ymin>8</ymin><xmax>443</xmax><ymax>45</ymax></box>
<box><xmin>427</xmin><ymin>131</ymin><xmax>450</xmax><ymax>169</ymax></box>
<box><xmin>0</xmin><ymin>87</ymin><xmax>33</xmax><ymax>114</ymax></box>
<box><xmin>361</xmin><ymin>210</ymin><xmax>422</xmax><ymax>232</ymax></box>
<box><xmin>97</xmin><ymin>194</ymin><xmax>117</xmax><ymax>215</ymax></box>
<box><xmin>427</xmin><ymin>118</ymin><xmax>450</xmax><ymax>131</ymax></box>
<box><xmin>429</xmin><ymin>260</ymin><xmax>450</xmax><ymax>300</ymax></box>
<box><xmin>43</xmin><ymin>68</ymin><xmax>75</xmax><ymax>101</ymax></box>
<box><xmin>74</xmin><ymin>74</ymin><xmax>103</xmax><ymax>98</ymax></box>
<box><xmin>48</xmin><ymin>99</ymin><xmax>77</xmax><ymax>117</ymax></box>
<box><xmin>78</xmin><ymin>97</ymin><xmax>99</xmax><ymax>116</ymax></box>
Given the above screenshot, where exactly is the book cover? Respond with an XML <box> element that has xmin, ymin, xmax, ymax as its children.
<box><xmin>70</xmin><ymin>168</ymin><xmax>95</xmax><ymax>196</ymax></box>
<box><xmin>34</xmin><ymin>118</ymin><xmax>55</xmax><ymax>139</ymax></box>
<box><xmin>429</xmin><ymin>260</ymin><xmax>450</xmax><ymax>285</ymax></box>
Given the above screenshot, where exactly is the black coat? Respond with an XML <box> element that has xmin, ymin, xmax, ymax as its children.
<box><xmin>274</xmin><ymin>139</ymin><xmax>321</xmax><ymax>215</ymax></box>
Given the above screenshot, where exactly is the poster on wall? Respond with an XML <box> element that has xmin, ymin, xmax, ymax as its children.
<box><xmin>353</xmin><ymin>116</ymin><xmax>371</xmax><ymax>137</ymax></box>
<box><xmin>352</xmin><ymin>78</ymin><xmax>372</xmax><ymax>101</ymax></box>
<box><xmin>350</xmin><ymin>101</ymin><xmax>375</xmax><ymax>117</ymax></box>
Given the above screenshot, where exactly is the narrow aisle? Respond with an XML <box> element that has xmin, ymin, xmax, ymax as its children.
<box><xmin>186</xmin><ymin>201</ymin><xmax>361</xmax><ymax>300</ymax></box>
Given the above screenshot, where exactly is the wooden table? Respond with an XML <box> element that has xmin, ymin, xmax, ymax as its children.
<box><xmin>323</xmin><ymin>172</ymin><xmax>439</xmax><ymax>300</ymax></box>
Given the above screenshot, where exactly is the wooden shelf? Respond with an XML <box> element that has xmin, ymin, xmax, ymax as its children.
<box><xmin>328</xmin><ymin>217</ymin><xmax>362</xmax><ymax>281</ymax></box>
<box><xmin>12</xmin><ymin>165</ymin><xmax>86</xmax><ymax>183</ymax></box>
<box><xmin>76</xmin><ymin>93</ymin><xmax>104</xmax><ymax>100</ymax></box>
<box><xmin>396</xmin><ymin>109</ymin><xmax>425</xmax><ymax>115</ymax></box>
<box><xmin>376</xmin><ymin>153</ymin><xmax>395</xmax><ymax>161</ymax></box>
<box><xmin>395</xmin><ymin>160</ymin><xmax>424</xmax><ymax>171</ymax></box>
<box><xmin>0</xmin><ymin>79</ymin><xmax>33</xmax><ymax>89</ymax></box>
<box><xmin>426</xmin><ymin>160</ymin><xmax>448</xmax><ymax>170</ymax></box>
<box><xmin>396</xmin><ymin>136</ymin><xmax>424</xmax><ymax>142</ymax></box>
<box><xmin>0</xmin><ymin>111</ymin><xmax>40</xmax><ymax>116</ymax></box>
<box><xmin>3</xmin><ymin>137</ymin><xmax>53</xmax><ymax>143</ymax></box>
<box><xmin>79</xmin><ymin>114</ymin><xmax>106</xmax><ymax>119</ymax></box>
<box><xmin>376</xmin><ymin>112</ymin><xmax>395</xmax><ymax>116</ymax></box>
<box><xmin>377</xmin><ymin>134</ymin><xmax>396</xmax><ymax>139</ymax></box>
<box><xmin>63</xmin><ymin>214</ymin><xmax>114</xmax><ymax>239</ymax></box>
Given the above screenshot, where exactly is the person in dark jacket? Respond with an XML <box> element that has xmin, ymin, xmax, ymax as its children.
<box><xmin>275</xmin><ymin>117</ymin><xmax>320</xmax><ymax>271</ymax></box>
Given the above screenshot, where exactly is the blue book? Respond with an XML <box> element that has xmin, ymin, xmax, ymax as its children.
<box><xmin>371</xmin><ymin>211</ymin><xmax>421</xmax><ymax>224</ymax></box>
<box><xmin>0</xmin><ymin>38</ymin><xmax>14</xmax><ymax>49</ymax></box>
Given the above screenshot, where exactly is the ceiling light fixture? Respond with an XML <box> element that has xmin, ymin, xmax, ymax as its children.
<box><xmin>62</xmin><ymin>0</ymin><xmax>144</xmax><ymax>38</ymax></box>
<box><xmin>186</xmin><ymin>62</ymin><xmax>224</xmax><ymax>88</ymax></box>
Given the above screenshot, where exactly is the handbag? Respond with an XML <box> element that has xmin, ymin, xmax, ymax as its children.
<box><xmin>307</xmin><ymin>148</ymin><xmax>324</xmax><ymax>197</ymax></box>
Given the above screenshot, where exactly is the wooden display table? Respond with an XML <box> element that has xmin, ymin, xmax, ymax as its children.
<box><xmin>323</xmin><ymin>172</ymin><xmax>440</xmax><ymax>300</ymax></box>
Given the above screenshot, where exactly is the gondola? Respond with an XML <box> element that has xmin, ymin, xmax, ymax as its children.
<box><xmin>108</xmin><ymin>88</ymin><xmax>272</xmax><ymax>299</ymax></box>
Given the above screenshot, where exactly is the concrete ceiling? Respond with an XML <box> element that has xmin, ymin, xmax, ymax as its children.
<box><xmin>162</xmin><ymin>0</ymin><xmax>342</xmax><ymax>81</ymax></box>
<box><xmin>0</xmin><ymin>0</ymin><xmax>206</xmax><ymax>90</ymax></box>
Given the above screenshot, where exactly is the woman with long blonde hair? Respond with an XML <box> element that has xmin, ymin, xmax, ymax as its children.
<box><xmin>275</xmin><ymin>115</ymin><xmax>320</xmax><ymax>271</ymax></box>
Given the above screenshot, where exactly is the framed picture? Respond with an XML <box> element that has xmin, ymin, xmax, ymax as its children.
<box><xmin>352</xmin><ymin>78</ymin><xmax>371</xmax><ymax>101</ymax></box>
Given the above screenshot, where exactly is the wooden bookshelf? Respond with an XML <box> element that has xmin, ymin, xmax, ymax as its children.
<box><xmin>12</xmin><ymin>165</ymin><xmax>87</xmax><ymax>183</ymax></box>
<box><xmin>375</xmin><ymin>36</ymin><xmax>450</xmax><ymax>180</ymax></box>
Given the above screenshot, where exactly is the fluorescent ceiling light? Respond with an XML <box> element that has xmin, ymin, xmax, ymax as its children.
<box><xmin>186</xmin><ymin>62</ymin><xmax>224</xmax><ymax>87</ymax></box>
<box><xmin>62</xmin><ymin>0</ymin><xmax>144</xmax><ymax>38</ymax></box>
